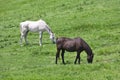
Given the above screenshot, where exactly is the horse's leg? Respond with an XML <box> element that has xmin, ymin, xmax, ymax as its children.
<box><xmin>61</xmin><ymin>49</ymin><xmax>65</xmax><ymax>64</ymax></box>
<box><xmin>55</xmin><ymin>49</ymin><xmax>60</xmax><ymax>64</ymax></box>
<box><xmin>78</xmin><ymin>53</ymin><xmax>80</xmax><ymax>64</ymax></box>
<box><xmin>74</xmin><ymin>53</ymin><xmax>79</xmax><ymax>64</ymax></box>
<box><xmin>20</xmin><ymin>27</ymin><xmax>28</xmax><ymax>45</ymax></box>
<box><xmin>39</xmin><ymin>31</ymin><xmax>43</xmax><ymax>46</ymax></box>
<box><xmin>20</xmin><ymin>31</ymin><xmax>25</xmax><ymax>46</ymax></box>
<box><xmin>24</xmin><ymin>30</ymin><xmax>29</xmax><ymax>45</ymax></box>
<box><xmin>20</xmin><ymin>33</ymin><xmax>24</xmax><ymax>45</ymax></box>
<box><xmin>74</xmin><ymin>51</ymin><xmax>81</xmax><ymax>64</ymax></box>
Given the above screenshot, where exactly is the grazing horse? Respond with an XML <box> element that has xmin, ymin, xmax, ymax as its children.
<box><xmin>55</xmin><ymin>37</ymin><xmax>94</xmax><ymax>64</ymax></box>
<box><xmin>20</xmin><ymin>19</ymin><xmax>56</xmax><ymax>46</ymax></box>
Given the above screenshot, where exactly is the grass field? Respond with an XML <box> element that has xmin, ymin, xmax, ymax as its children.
<box><xmin>0</xmin><ymin>0</ymin><xmax>120</xmax><ymax>80</ymax></box>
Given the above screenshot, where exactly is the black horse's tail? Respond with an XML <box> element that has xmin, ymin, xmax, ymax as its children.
<box><xmin>56</xmin><ymin>37</ymin><xmax>62</xmax><ymax>59</ymax></box>
<box><xmin>55</xmin><ymin>49</ymin><xmax>60</xmax><ymax>64</ymax></box>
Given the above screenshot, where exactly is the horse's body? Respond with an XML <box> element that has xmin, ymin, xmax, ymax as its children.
<box><xmin>55</xmin><ymin>37</ymin><xmax>94</xmax><ymax>64</ymax></box>
<box><xmin>20</xmin><ymin>19</ymin><xmax>56</xmax><ymax>46</ymax></box>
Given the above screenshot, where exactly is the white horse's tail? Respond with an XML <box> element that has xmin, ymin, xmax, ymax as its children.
<box><xmin>20</xmin><ymin>21</ymin><xmax>29</xmax><ymax>33</ymax></box>
<box><xmin>20</xmin><ymin>23</ymin><xmax>25</xmax><ymax>34</ymax></box>
<box><xmin>20</xmin><ymin>23</ymin><xmax>23</xmax><ymax>34</ymax></box>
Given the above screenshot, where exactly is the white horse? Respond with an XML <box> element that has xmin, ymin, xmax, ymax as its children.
<box><xmin>20</xmin><ymin>19</ymin><xmax>56</xmax><ymax>46</ymax></box>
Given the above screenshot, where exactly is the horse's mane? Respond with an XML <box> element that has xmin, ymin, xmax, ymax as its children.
<box><xmin>82</xmin><ymin>40</ymin><xmax>93</xmax><ymax>55</ymax></box>
<box><xmin>45</xmin><ymin>24</ymin><xmax>53</xmax><ymax>33</ymax></box>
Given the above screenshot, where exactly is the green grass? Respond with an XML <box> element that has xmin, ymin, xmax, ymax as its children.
<box><xmin>0</xmin><ymin>0</ymin><xmax>120</xmax><ymax>80</ymax></box>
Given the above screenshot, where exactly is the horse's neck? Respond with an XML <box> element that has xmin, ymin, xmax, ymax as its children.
<box><xmin>47</xmin><ymin>30</ymin><xmax>52</xmax><ymax>35</ymax></box>
<box><xmin>84</xmin><ymin>44</ymin><xmax>93</xmax><ymax>56</ymax></box>
<box><xmin>45</xmin><ymin>25</ymin><xmax>53</xmax><ymax>35</ymax></box>
<box><xmin>86</xmin><ymin>49</ymin><xmax>92</xmax><ymax>56</ymax></box>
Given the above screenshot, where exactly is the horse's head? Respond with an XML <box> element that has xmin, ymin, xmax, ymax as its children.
<box><xmin>87</xmin><ymin>53</ymin><xmax>94</xmax><ymax>63</ymax></box>
<box><xmin>50</xmin><ymin>33</ymin><xmax>56</xmax><ymax>44</ymax></box>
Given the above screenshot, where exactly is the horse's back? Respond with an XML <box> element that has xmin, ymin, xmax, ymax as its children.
<box><xmin>75</xmin><ymin>37</ymin><xmax>88</xmax><ymax>47</ymax></box>
<box><xmin>56</xmin><ymin>37</ymin><xmax>86</xmax><ymax>50</ymax></box>
<box><xmin>56</xmin><ymin>37</ymin><xmax>79</xmax><ymax>51</ymax></box>
<box><xmin>28</xmin><ymin>19</ymin><xmax>47</xmax><ymax>28</ymax></box>
<box><xmin>21</xmin><ymin>19</ymin><xmax>48</xmax><ymax>32</ymax></box>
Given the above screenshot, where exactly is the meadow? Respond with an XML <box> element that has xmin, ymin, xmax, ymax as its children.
<box><xmin>0</xmin><ymin>0</ymin><xmax>120</xmax><ymax>80</ymax></box>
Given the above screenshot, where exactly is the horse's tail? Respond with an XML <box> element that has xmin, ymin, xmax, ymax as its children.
<box><xmin>20</xmin><ymin>22</ymin><xmax>25</xmax><ymax>34</ymax></box>
<box><xmin>56</xmin><ymin>38</ymin><xmax>61</xmax><ymax>59</ymax></box>
<box><xmin>20</xmin><ymin>21</ymin><xmax>29</xmax><ymax>33</ymax></box>
<box><xmin>20</xmin><ymin>23</ymin><xmax>23</xmax><ymax>34</ymax></box>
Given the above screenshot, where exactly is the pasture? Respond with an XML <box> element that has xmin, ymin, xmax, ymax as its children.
<box><xmin>0</xmin><ymin>0</ymin><xmax>120</xmax><ymax>80</ymax></box>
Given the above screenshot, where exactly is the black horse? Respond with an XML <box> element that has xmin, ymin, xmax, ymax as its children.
<box><xmin>55</xmin><ymin>37</ymin><xmax>94</xmax><ymax>64</ymax></box>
